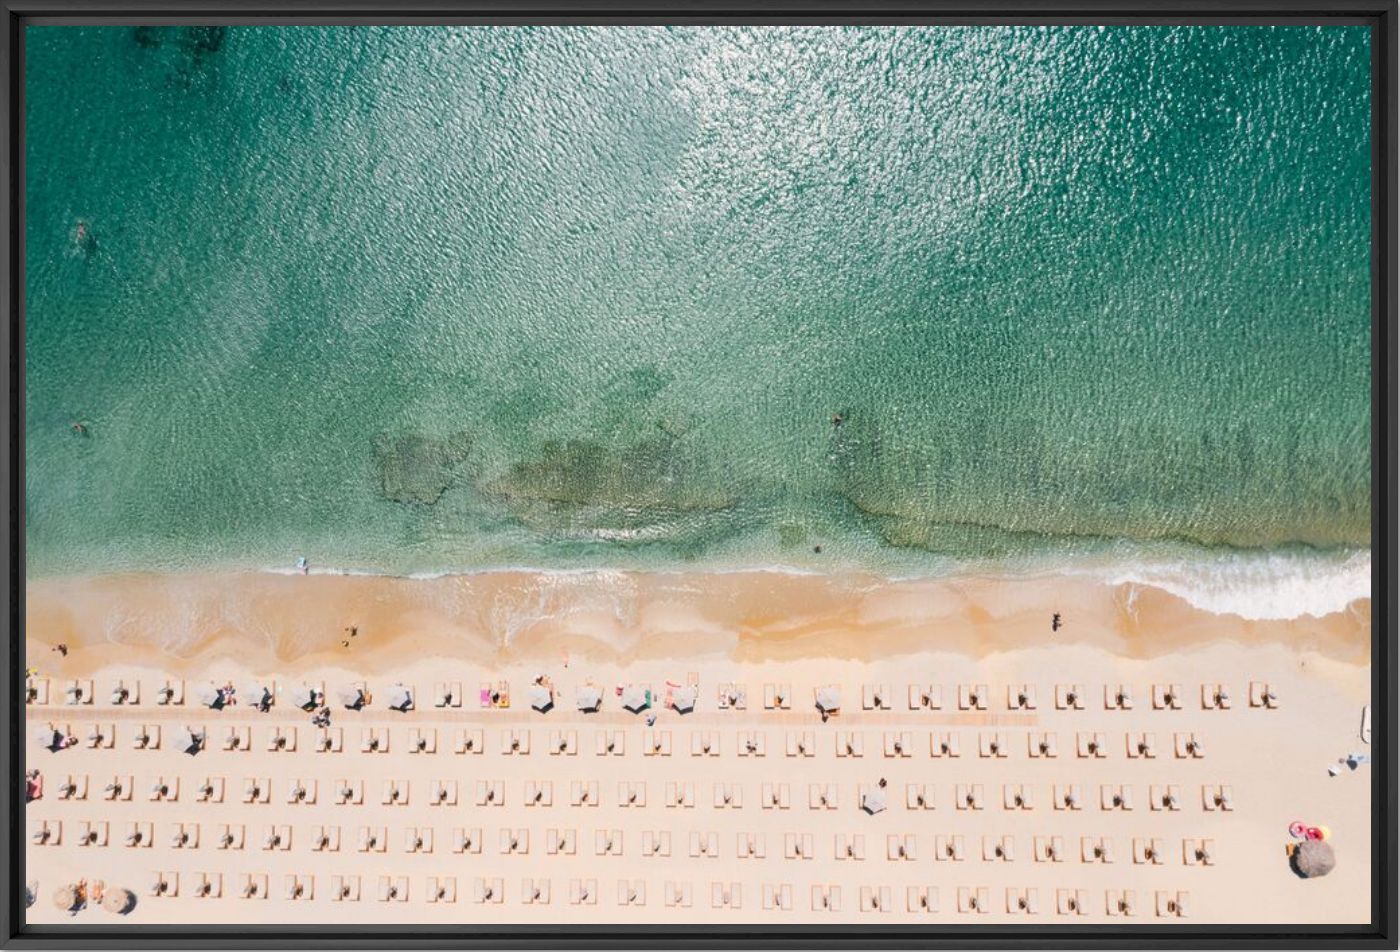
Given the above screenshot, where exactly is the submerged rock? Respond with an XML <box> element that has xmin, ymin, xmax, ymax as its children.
<box><xmin>371</xmin><ymin>431</ymin><xmax>472</xmax><ymax>506</ymax></box>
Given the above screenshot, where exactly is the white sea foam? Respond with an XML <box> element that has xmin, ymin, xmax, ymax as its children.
<box><xmin>258</xmin><ymin>547</ymin><xmax>1372</xmax><ymax>623</ymax></box>
<box><xmin>1073</xmin><ymin>549</ymin><xmax>1371</xmax><ymax>621</ymax></box>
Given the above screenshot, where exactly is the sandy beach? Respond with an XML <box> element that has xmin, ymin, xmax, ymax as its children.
<box><xmin>23</xmin><ymin>569</ymin><xmax>1373</xmax><ymax>925</ymax></box>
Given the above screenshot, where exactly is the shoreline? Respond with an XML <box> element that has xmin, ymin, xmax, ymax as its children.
<box><xmin>25</xmin><ymin>567</ymin><xmax>1372</xmax><ymax>678</ymax></box>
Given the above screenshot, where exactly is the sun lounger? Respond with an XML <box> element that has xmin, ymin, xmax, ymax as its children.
<box><xmin>77</xmin><ymin>819</ymin><xmax>108</xmax><ymax>847</ymax></box>
<box><xmin>1200</xmin><ymin>682</ymin><xmax>1232</xmax><ymax>709</ymax></box>
<box><xmin>957</xmin><ymin>683</ymin><xmax>988</xmax><ymax>710</ymax></box>
<box><xmin>931</xmin><ymin>731</ymin><xmax>961</xmax><ymax>757</ymax></box>
<box><xmin>310</xmin><ymin>825</ymin><xmax>341</xmax><ymax>851</ymax></box>
<box><xmin>109</xmin><ymin>680</ymin><xmax>140</xmax><ymax>705</ymax></box>
<box><xmin>1103</xmin><ymin>683</ymin><xmax>1133</xmax><ymax>710</ymax></box>
<box><xmin>453</xmin><ymin>827</ymin><xmax>483</xmax><ymax>853</ymax></box>
<box><xmin>428</xmin><ymin>877</ymin><xmax>457</xmax><ymax>903</ymax></box>
<box><xmin>737</xmin><ymin>730</ymin><xmax>765</xmax><ymax>756</ymax></box>
<box><xmin>955</xmin><ymin>783</ymin><xmax>985</xmax><ymax>810</ymax></box>
<box><xmin>978</xmin><ymin>731</ymin><xmax>1008</xmax><ymax>758</ymax></box>
<box><xmin>1056</xmin><ymin>889</ymin><xmax>1088</xmax><ymax>916</ymax></box>
<box><xmin>208</xmin><ymin>822</ymin><xmax>241</xmax><ymax>850</ymax></box>
<box><xmin>957</xmin><ymin>886</ymin><xmax>989</xmax><ymax>913</ymax></box>
<box><xmin>430</xmin><ymin>780</ymin><xmax>459</xmax><ymax>805</ymax></box>
<box><xmin>378</xmin><ymin>876</ymin><xmax>408</xmax><ymax>902</ymax></box>
<box><xmin>454</xmin><ymin>728</ymin><xmax>484</xmax><ymax>754</ymax></box>
<box><xmin>835</xmin><ymin>833</ymin><xmax>865</xmax><ymax>860</ymax></box>
<box><xmin>1105</xmin><ymin>889</ymin><xmax>1135</xmax><ymax>916</ymax></box>
<box><xmin>64</xmin><ymin>679</ymin><xmax>94</xmax><ymax>705</ymax></box>
<box><xmin>25</xmin><ymin>676</ymin><xmax>49</xmax><ymax>705</ymax></box>
<box><xmin>836</xmin><ymin>731</ymin><xmax>865</xmax><ymax>757</ymax></box>
<box><xmin>1033</xmin><ymin>835</ymin><xmax>1064</xmax><ymax>862</ymax></box>
<box><xmin>1055</xmin><ymin>683</ymin><xmax>1084</xmax><ymax>709</ymax></box>
<box><xmin>1250</xmin><ymin>681</ymin><xmax>1280</xmax><ymax>708</ymax></box>
<box><xmin>908</xmin><ymin>886</ymin><xmax>938</xmax><ymax>913</ymax></box>
<box><xmin>1152</xmin><ymin>683</ymin><xmax>1183</xmax><ymax>710</ymax></box>
<box><xmin>644</xmin><ymin>830</ymin><xmax>672</xmax><ymax>857</ymax></box>
<box><xmin>334</xmin><ymin>779</ymin><xmax>364</xmax><ymax>804</ymax></box>
<box><xmin>1008</xmin><ymin>684</ymin><xmax>1038</xmax><ymax>710</ymax></box>
<box><xmin>571</xmin><ymin>879</ymin><xmax>599</xmax><ymax>905</ymax></box>
<box><xmin>1075</xmin><ymin>731</ymin><xmax>1106</xmax><ymax>758</ymax></box>
<box><xmin>331</xmin><ymin>875</ymin><xmax>360</xmax><ymax>902</ymax></box>
<box><xmin>689</xmin><ymin>831</ymin><xmax>719</xmax><ymax>858</ymax></box>
<box><xmin>1006</xmin><ymin>888</ymin><xmax>1038</xmax><ymax>914</ymax></box>
<box><xmin>1053</xmin><ymin>784</ymin><xmax>1082</xmax><ymax>810</ymax></box>
<box><xmin>121</xmin><ymin>820</ymin><xmax>152</xmax><ymax>848</ymax></box>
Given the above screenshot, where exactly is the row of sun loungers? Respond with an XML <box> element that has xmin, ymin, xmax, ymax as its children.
<box><xmin>36</xmin><ymin>722</ymin><xmax>1224</xmax><ymax>761</ymax></box>
<box><xmin>27</xmin><ymin>676</ymin><xmax>1282</xmax><ymax>712</ymax></box>
<box><xmin>129</xmin><ymin>869</ymin><xmax>1200</xmax><ymax>915</ymax></box>
<box><xmin>36</xmin><ymin>769</ymin><xmax>1239</xmax><ymax>812</ymax></box>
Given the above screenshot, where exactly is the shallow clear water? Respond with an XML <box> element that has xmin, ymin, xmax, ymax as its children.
<box><xmin>24</xmin><ymin>25</ymin><xmax>1372</xmax><ymax>594</ymax></box>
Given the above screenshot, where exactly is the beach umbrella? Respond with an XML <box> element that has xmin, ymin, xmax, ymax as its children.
<box><xmin>388</xmin><ymin>683</ymin><xmax>413</xmax><ymax>712</ymax></box>
<box><xmin>528</xmin><ymin>684</ymin><xmax>554</xmax><ymax>713</ymax></box>
<box><xmin>672</xmin><ymin>685</ymin><xmax>698</xmax><ymax>714</ymax></box>
<box><xmin>621</xmin><ymin>685</ymin><xmax>649</xmax><ymax>714</ymax></box>
<box><xmin>34</xmin><ymin>724</ymin><xmax>60</xmax><ymax>749</ymax></box>
<box><xmin>101</xmin><ymin>888</ymin><xmax>136</xmax><ymax>915</ymax></box>
<box><xmin>196</xmin><ymin>683</ymin><xmax>223</xmax><ymax>708</ymax></box>
<box><xmin>337</xmin><ymin>685</ymin><xmax>365</xmax><ymax>709</ymax></box>
<box><xmin>816</xmin><ymin>686</ymin><xmax>842</xmax><ymax>713</ymax></box>
<box><xmin>290</xmin><ymin>684</ymin><xmax>318</xmax><ymax>711</ymax></box>
<box><xmin>52</xmin><ymin>885</ymin><xmax>81</xmax><ymax>914</ymax></box>
<box><xmin>25</xmin><ymin>882</ymin><xmax>36</xmax><ymax>908</ymax></box>
<box><xmin>245</xmin><ymin>683</ymin><xmax>274</xmax><ymax>709</ymax></box>
<box><xmin>861</xmin><ymin>788</ymin><xmax>888</xmax><ymax>815</ymax></box>
<box><xmin>1292</xmin><ymin>840</ymin><xmax>1337</xmax><ymax>879</ymax></box>
<box><xmin>576</xmin><ymin>685</ymin><xmax>603</xmax><ymax>712</ymax></box>
<box><xmin>182</xmin><ymin>726</ymin><xmax>205</xmax><ymax>755</ymax></box>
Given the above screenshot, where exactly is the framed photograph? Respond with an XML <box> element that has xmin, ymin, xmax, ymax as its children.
<box><xmin>5</xmin><ymin>3</ymin><xmax>1395</xmax><ymax>948</ymax></box>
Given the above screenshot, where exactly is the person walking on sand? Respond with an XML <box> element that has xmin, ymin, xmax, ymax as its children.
<box><xmin>53</xmin><ymin>643</ymin><xmax>68</xmax><ymax>657</ymax></box>
<box><xmin>1051</xmin><ymin>612</ymin><xmax>1062</xmax><ymax>633</ymax></box>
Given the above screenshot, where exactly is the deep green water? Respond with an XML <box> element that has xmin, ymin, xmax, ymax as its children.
<box><xmin>24</xmin><ymin>26</ymin><xmax>1372</xmax><ymax>605</ymax></box>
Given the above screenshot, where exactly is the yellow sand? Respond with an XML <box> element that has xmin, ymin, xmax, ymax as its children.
<box><xmin>23</xmin><ymin>570</ymin><xmax>1372</xmax><ymax>925</ymax></box>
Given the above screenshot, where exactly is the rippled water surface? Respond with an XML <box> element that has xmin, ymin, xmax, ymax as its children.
<box><xmin>25</xmin><ymin>26</ymin><xmax>1372</xmax><ymax>585</ymax></box>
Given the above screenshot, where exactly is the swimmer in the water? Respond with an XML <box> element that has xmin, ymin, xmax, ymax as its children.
<box><xmin>70</xmin><ymin>421</ymin><xmax>89</xmax><ymax>436</ymax></box>
<box><xmin>831</xmin><ymin>412</ymin><xmax>845</xmax><ymax>427</ymax></box>
<box><xmin>71</xmin><ymin>220</ymin><xmax>97</xmax><ymax>255</ymax></box>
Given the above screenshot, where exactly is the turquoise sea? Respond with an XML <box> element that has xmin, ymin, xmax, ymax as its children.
<box><xmin>24</xmin><ymin>26</ymin><xmax>1373</xmax><ymax>613</ymax></box>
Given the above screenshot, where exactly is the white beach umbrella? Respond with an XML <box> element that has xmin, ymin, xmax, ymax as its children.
<box><xmin>620</xmin><ymin>685</ymin><xmax>649</xmax><ymax>714</ymax></box>
<box><xmin>337</xmin><ymin>685</ymin><xmax>366</xmax><ymax>709</ymax></box>
<box><xmin>196</xmin><ymin>683</ymin><xmax>223</xmax><ymax>708</ymax></box>
<box><xmin>182</xmin><ymin>726</ymin><xmax>205</xmax><ymax>754</ymax></box>
<box><xmin>387</xmin><ymin>683</ymin><xmax>413</xmax><ymax>712</ymax></box>
<box><xmin>528</xmin><ymin>684</ymin><xmax>554</xmax><ymax>713</ymax></box>
<box><xmin>290</xmin><ymin>684</ymin><xmax>318</xmax><ymax>711</ymax></box>
<box><xmin>575</xmin><ymin>685</ymin><xmax>603</xmax><ymax>712</ymax></box>
<box><xmin>672</xmin><ymin>684</ymin><xmax>698</xmax><ymax>714</ymax></box>
<box><xmin>34</xmin><ymin>724</ymin><xmax>60</xmax><ymax>748</ymax></box>
<box><xmin>245</xmin><ymin>682</ymin><xmax>274</xmax><ymax>709</ymax></box>
<box><xmin>861</xmin><ymin>788</ymin><xmax>888</xmax><ymax>815</ymax></box>
<box><xmin>815</xmin><ymin>685</ymin><xmax>842</xmax><ymax>713</ymax></box>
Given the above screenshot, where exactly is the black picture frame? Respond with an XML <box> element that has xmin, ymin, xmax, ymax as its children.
<box><xmin>2</xmin><ymin>3</ymin><xmax>1395</xmax><ymax>948</ymax></box>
